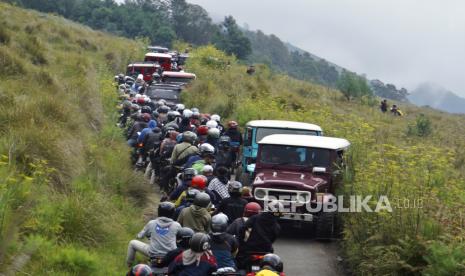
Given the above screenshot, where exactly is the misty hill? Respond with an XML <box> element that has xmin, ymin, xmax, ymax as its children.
<box><xmin>409</xmin><ymin>83</ymin><xmax>465</xmax><ymax>114</ymax></box>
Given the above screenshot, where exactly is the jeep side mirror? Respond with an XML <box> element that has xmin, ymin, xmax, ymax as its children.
<box><xmin>313</xmin><ymin>167</ymin><xmax>326</xmax><ymax>173</ymax></box>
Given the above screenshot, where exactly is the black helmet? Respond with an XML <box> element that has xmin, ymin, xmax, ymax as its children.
<box><xmin>128</xmin><ymin>264</ymin><xmax>153</xmax><ymax>276</ymax></box>
<box><xmin>176</xmin><ymin>227</ymin><xmax>194</xmax><ymax>249</ymax></box>
<box><xmin>219</xmin><ymin>136</ymin><xmax>231</xmax><ymax>147</ymax></box>
<box><xmin>167</xmin><ymin>111</ymin><xmax>177</xmax><ymax>122</ymax></box>
<box><xmin>185</xmin><ymin>188</ymin><xmax>200</xmax><ymax>202</ymax></box>
<box><xmin>157</xmin><ymin>201</ymin><xmax>175</xmax><ymax>218</ymax></box>
<box><xmin>228</xmin><ymin>181</ymin><xmax>242</xmax><ymax>194</ymax></box>
<box><xmin>182</xmin><ymin>168</ymin><xmax>197</xmax><ymax>181</ymax></box>
<box><xmin>189</xmin><ymin>232</ymin><xmax>210</xmax><ymax>253</ymax></box>
<box><xmin>152</xmin><ymin>110</ymin><xmax>159</xmax><ymax>118</ymax></box>
<box><xmin>261</xmin><ymin>253</ymin><xmax>283</xmax><ymax>272</ymax></box>
<box><xmin>141</xmin><ymin>105</ymin><xmax>152</xmax><ymax>114</ymax></box>
<box><xmin>193</xmin><ymin>192</ymin><xmax>210</xmax><ymax>208</ymax></box>
<box><xmin>211</xmin><ymin>213</ymin><xmax>229</xmax><ymax>233</ymax></box>
<box><xmin>157</xmin><ymin>105</ymin><xmax>170</xmax><ymax>114</ymax></box>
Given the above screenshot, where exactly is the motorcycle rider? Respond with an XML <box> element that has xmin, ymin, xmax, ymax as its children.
<box><xmin>191</xmin><ymin>145</ymin><xmax>216</xmax><ymax>174</ymax></box>
<box><xmin>179</xmin><ymin>109</ymin><xmax>195</xmax><ymax>133</ymax></box>
<box><xmin>177</xmin><ymin>192</ymin><xmax>211</xmax><ymax>233</ymax></box>
<box><xmin>226</xmin><ymin>202</ymin><xmax>262</xmax><ymax>237</ymax></box>
<box><xmin>254</xmin><ymin>254</ymin><xmax>285</xmax><ymax>276</ymax></box>
<box><xmin>215</xmin><ymin>136</ymin><xmax>234</xmax><ymax>169</ymax></box>
<box><xmin>174</xmin><ymin>175</ymin><xmax>207</xmax><ymax>208</ymax></box>
<box><xmin>159</xmin><ymin>227</ymin><xmax>194</xmax><ymax>268</ymax></box>
<box><xmin>206</xmin><ymin>127</ymin><xmax>221</xmax><ymax>150</ymax></box>
<box><xmin>216</xmin><ymin>181</ymin><xmax>247</xmax><ymax>223</ymax></box>
<box><xmin>207</xmin><ymin>166</ymin><xmax>230</xmax><ymax>204</ymax></box>
<box><xmin>224</xmin><ymin>121</ymin><xmax>242</xmax><ymax>163</ymax></box>
<box><xmin>168</xmin><ymin>232</ymin><xmax>218</xmax><ymax>275</ymax></box>
<box><xmin>209</xmin><ymin>213</ymin><xmax>239</xmax><ymax>270</ymax></box>
<box><xmin>184</xmin><ymin>143</ymin><xmax>215</xmax><ymax>169</ymax></box>
<box><xmin>127</xmin><ymin>113</ymin><xmax>151</xmax><ymax>147</ymax></box>
<box><xmin>170</xmin><ymin>131</ymin><xmax>198</xmax><ymax>166</ymax></box>
<box><xmin>168</xmin><ymin>167</ymin><xmax>197</xmax><ymax>202</ymax></box>
<box><xmin>236</xmin><ymin>201</ymin><xmax>283</xmax><ymax>269</ymax></box>
<box><xmin>126</xmin><ymin>202</ymin><xmax>181</xmax><ymax>267</ymax></box>
<box><xmin>210</xmin><ymin>114</ymin><xmax>224</xmax><ymax>134</ymax></box>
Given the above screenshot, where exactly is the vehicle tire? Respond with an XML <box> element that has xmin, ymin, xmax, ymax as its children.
<box><xmin>315</xmin><ymin>211</ymin><xmax>337</xmax><ymax>240</ymax></box>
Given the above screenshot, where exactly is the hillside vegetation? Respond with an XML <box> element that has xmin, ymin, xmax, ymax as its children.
<box><xmin>0</xmin><ymin>3</ymin><xmax>150</xmax><ymax>274</ymax></box>
<box><xmin>182</xmin><ymin>46</ymin><xmax>465</xmax><ymax>275</ymax></box>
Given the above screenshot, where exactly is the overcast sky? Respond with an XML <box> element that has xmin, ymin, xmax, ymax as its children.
<box><xmin>187</xmin><ymin>0</ymin><xmax>465</xmax><ymax>96</ymax></box>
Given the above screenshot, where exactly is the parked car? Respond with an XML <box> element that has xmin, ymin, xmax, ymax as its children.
<box><xmin>253</xmin><ymin>134</ymin><xmax>350</xmax><ymax>238</ymax></box>
<box><xmin>237</xmin><ymin>120</ymin><xmax>323</xmax><ymax>185</ymax></box>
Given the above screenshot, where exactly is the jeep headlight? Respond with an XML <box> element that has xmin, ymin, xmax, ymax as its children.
<box><xmin>297</xmin><ymin>193</ymin><xmax>310</xmax><ymax>203</ymax></box>
<box><xmin>254</xmin><ymin>189</ymin><xmax>267</xmax><ymax>200</ymax></box>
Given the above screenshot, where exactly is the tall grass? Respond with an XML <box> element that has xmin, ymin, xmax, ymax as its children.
<box><xmin>0</xmin><ymin>3</ymin><xmax>148</xmax><ymax>274</ymax></box>
<box><xmin>183</xmin><ymin>46</ymin><xmax>465</xmax><ymax>275</ymax></box>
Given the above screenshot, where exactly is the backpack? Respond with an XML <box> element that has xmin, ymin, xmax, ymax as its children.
<box><xmin>161</xmin><ymin>141</ymin><xmax>176</xmax><ymax>159</ymax></box>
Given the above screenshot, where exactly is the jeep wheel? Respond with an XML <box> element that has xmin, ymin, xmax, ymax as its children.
<box><xmin>315</xmin><ymin>211</ymin><xmax>337</xmax><ymax>240</ymax></box>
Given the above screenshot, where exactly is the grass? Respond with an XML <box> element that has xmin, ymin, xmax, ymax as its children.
<box><xmin>0</xmin><ymin>3</ymin><xmax>149</xmax><ymax>274</ymax></box>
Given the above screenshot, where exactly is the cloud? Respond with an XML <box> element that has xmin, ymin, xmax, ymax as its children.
<box><xmin>188</xmin><ymin>0</ymin><xmax>465</xmax><ymax>96</ymax></box>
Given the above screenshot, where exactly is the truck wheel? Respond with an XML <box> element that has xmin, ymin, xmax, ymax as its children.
<box><xmin>315</xmin><ymin>211</ymin><xmax>337</xmax><ymax>240</ymax></box>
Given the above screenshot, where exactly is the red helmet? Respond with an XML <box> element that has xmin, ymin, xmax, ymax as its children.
<box><xmin>191</xmin><ymin>175</ymin><xmax>207</xmax><ymax>190</ymax></box>
<box><xmin>136</xmin><ymin>97</ymin><xmax>145</xmax><ymax>104</ymax></box>
<box><xmin>197</xmin><ymin>125</ymin><xmax>209</xmax><ymax>136</ymax></box>
<box><xmin>228</xmin><ymin>121</ymin><xmax>238</xmax><ymax>129</ymax></box>
<box><xmin>142</xmin><ymin>113</ymin><xmax>152</xmax><ymax>122</ymax></box>
<box><xmin>243</xmin><ymin>202</ymin><xmax>262</xmax><ymax>217</ymax></box>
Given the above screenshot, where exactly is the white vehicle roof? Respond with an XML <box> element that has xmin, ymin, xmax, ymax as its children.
<box><xmin>162</xmin><ymin>71</ymin><xmax>196</xmax><ymax>79</ymax></box>
<box><xmin>145</xmin><ymin>52</ymin><xmax>172</xmax><ymax>59</ymax></box>
<box><xmin>246</xmin><ymin>120</ymin><xmax>322</xmax><ymax>132</ymax></box>
<box><xmin>127</xmin><ymin>62</ymin><xmax>159</xmax><ymax>67</ymax></box>
<box><xmin>259</xmin><ymin>134</ymin><xmax>350</xmax><ymax>150</ymax></box>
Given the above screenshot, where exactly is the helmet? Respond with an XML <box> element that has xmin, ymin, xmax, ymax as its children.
<box><xmin>191</xmin><ymin>175</ymin><xmax>207</xmax><ymax>190</ymax></box>
<box><xmin>136</xmin><ymin>97</ymin><xmax>146</xmax><ymax>105</ymax></box>
<box><xmin>173</xmin><ymin>111</ymin><xmax>181</xmax><ymax>117</ymax></box>
<box><xmin>152</xmin><ymin>110</ymin><xmax>159</xmax><ymax>118</ymax></box>
<box><xmin>261</xmin><ymin>254</ymin><xmax>283</xmax><ymax>272</ymax></box>
<box><xmin>152</xmin><ymin>73</ymin><xmax>160</xmax><ymax>79</ymax></box>
<box><xmin>185</xmin><ymin>188</ymin><xmax>200</xmax><ymax>202</ymax></box>
<box><xmin>228</xmin><ymin>181</ymin><xmax>242</xmax><ymax>194</ymax></box>
<box><xmin>157</xmin><ymin>105</ymin><xmax>170</xmax><ymax>114</ymax></box>
<box><xmin>141</xmin><ymin>105</ymin><xmax>152</xmax><ymax>114</ymax></box>
<box><xmin>189</xmin><ymin>232</ymin><xmax>210</xmax><ymax>253</ymax></box>
<box><xmin>191</xmin><ymin>107</ymin><xmax>200</xmax><ymax>113</ymax></box>
<box><xmin>122</xmin><ymin>100</ymin><xmax>132</xmax><ymax>109</ymax></box>
<box><xmin>207</xmin><ymin>128</ymin><xmax>220</xmax><ymax>139</ymax></box>
<box><xmin>192</xmin><ymin>111</ymin><xmax>200</xmax><ymax>119</ymax></box>
<box><xmin>244</xmin><ymin>202</ymin><xmax>262</xmax><ymax>217</ymax></box>
<box><xmin>167</xmin><ymin>111</ymin><xmax>177</xmax><ymax>122</ymax></box>
<box><xmin>199</xmin><ymin>143</ymin><xmax>215</xmax><ymax>157</ymax></box>
<box><xmin>193</xmin><ymin>192</ymin><xmax>210</xmax><ymax>208</ymax></box>
<box><xmin>169</xmin><ymin>131</ymin><xmax>179</xmax><ymax>140</ymax></box>
<box><xmin>176</xmin><ymin>227</ymin><xmax>194</xmax><ymax>249</ymax></box>
<box><xmin>131</xmin><ymin>103</ymin><xmax>140</xmax><ymax>111</ymax></box>
<box><xmin>211</xmin><ymin>213</ymin><xmax>229</xmax><ymax>233</ymax></box>
<box><xmin>202</xmin><ymin>165</ymin><xmax>214</xmax><ymax>175</ymax></box>
<box><xmin>228</xmin><ymin>121</ymin><xmax>238</xmax><ymax>129</ymax></box>
<box><xmin>142</xmin><ymin>113</ymin><xmax>152</xmax><ymax>122</ymax></box>
<box><xmin>211</xmin><ymin>114</ymin><xmax>221</xmax><ymax>122</ymax></box>
<box><xmin>128</xmin><ymin>264</ymin><xmax>153</xmax><ymax>276</ymax></box>
<box><xmin>182</xmin><ymin>168</ymin><xmax>197</xmax><ymax>181</ymax></box>
<box><xmin>206</xmin><ymin>120</ymin><xmax>218</xmax><ymax>129</ymax></box>
<box><xmin>197</xmin><ymin>125</ymin><xmax>209</xmax><ymax>136</ymax></box>
<box><xmin>264</xmin><ymin>200</ymin><xmax>284</xmax><ymax>217</ymax></box>
<box><xmin>158</xmin><ymin>201</ymin><xmax>175</xmax><ymax>218</ymax></box>
<box><xmin>219</xmin><ymin>136</ymin><xmax>231</xmax><ymax>147</ymax></box>
<box><xmin>182</xmin><ymin>131</ymin><xmax>197</xmax><ymax>144</ymax></box>
<box><xmin>175</xmin><ymin>104</ymin><xmax>185</xmax><ymax>112</ymax></box>
<box><xmin>183</xmin><ymin>109</ymin><xmax>193</xmax><ymax>118</ymax></box>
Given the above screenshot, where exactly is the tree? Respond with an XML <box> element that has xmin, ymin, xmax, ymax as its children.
<box><xmin>213</xmin><ymin>16</ymin><xmax>251</xmax><ymax>59</ymax></box>
<box><xmin>337</xmin><ymin>71</ymin><xmax>372</xmax><ymax>100</ymax></box>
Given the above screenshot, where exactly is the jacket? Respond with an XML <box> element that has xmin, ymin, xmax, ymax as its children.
<box><xmin>168</xmin><ymin>249</ymin><xmax>217</xmax><ymax>276</ymax></box>
<box><xmin>171</xmin><ymin>142</ymin><xmax>198</xmax><ymax>166</ymax></box>
<box><xmin>209</xmin><ymin>233</ymin><xmax>238</xmax><ymax>269</ymax></box>
<box><xmin>217</xmin><ymin>196</ymin><xmax>247</xmax><ymax>223</ymax></box>
<box><xmin>177</xmin><ymin>205</ymin><xmax>211</xmax><ymax>233</ymax></box>
<box><xmin>239</xmin><ymin>213</ymin><xmax>280</xmax><ymax>253</ymax></box>
<box><xmin>137</xmin><ymin>217</ymin><xmax>182</xmax><ymax>256</ymax></box>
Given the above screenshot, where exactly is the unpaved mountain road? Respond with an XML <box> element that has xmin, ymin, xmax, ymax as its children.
<box><xmin>274</xmin><ymin>228</ymin><xmax>345</xmax><ymax>276</ymax></box>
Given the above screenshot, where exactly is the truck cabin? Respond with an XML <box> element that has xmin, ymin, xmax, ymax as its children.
<box><xmin>126</xmin><ymin>62</ymin><xmax>161</xmax><ymax>82</ymax></box>
<box><xmin>162</xmin><ymin>71</ymin><xmax>196</xmax><ymax>85</ymax></box>
<box><xmin>242</xmin><ymin>120</ymin><xmax>323</xmax><ymax>173</ymax></box>
<box><xmin>144</xmin><ymin>53</ymin><xmax>173</xmax><ymax>71</ymax></box>
<box><xmin>147</xmin><ymin>46</ymin><xmax>169</xmax><ymax>53</ymax></box>
<box><xmin>253</xmin><ymin>134</ymin><xmax>350</xmax><ymax>202</ymax></box>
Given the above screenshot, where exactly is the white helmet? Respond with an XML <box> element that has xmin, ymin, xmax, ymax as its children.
<box><xmin>206</xmin><ymin>120</ymin><xmax>218</xmax><ymax>129</ymax></box>
<box><xmin>172</xmin><ymin>111</ymin><xmax>181</xmax><ymax>117</ymax></box>
<box><xmin>137</xmin><ymin>74</ymin><xmax>144</xmax><ymax>80</ymax></box>
<box><xmin>183</xmin><ymin>109</ymin><xmax>193</xmax><ymax>118</ymax></box>
<box><xmin>199</xmin><ymin>143</ymin><xmax>215</xmax><ymax>155</ymax></box>
<box><xmin>211</xmin><ymin>114</ymin><xmax>221</xmax><ymax>122</ymax></box>
<box><xmin>208</xmin><ymin>128</ymin><xmax>221</xmax><ymax>139</ymax></box>
<box><xmin>176</xmin><ymin>104</ymin><xmax>185</xmax><ymax>111</ymax></box>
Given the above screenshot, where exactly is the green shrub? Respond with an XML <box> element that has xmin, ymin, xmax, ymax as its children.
<box><xmin>423</xmin><ymin>241</ymin><xmax>465</xmax><ymax>276</ymax></box>
<box><xmin>50</xmin><ymin>246</ymin><xmax>98</xmax><ymax>274</ymax></box>
<box><xmin>407</xmin><ymin>113</ymin><xmax>433</xmax><ymax>137</ymax></box>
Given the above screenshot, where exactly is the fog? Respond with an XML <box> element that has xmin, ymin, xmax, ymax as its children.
<box><xmin>187</xmin><ymin>0</ymin><xmax>465</xmax><ymax>96</ymax></box>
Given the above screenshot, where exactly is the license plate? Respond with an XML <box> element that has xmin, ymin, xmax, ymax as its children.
<box><xmin>252</xmin><ymin>265</ymin><xmax>260</xmax><ymax>272</ymax></box>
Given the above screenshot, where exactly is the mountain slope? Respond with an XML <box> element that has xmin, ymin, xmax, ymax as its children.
<box><xmin>0</xmin><ymin>3</ymin><xmax>148</xmax><ymax>274</ymax></box>
<box><xmin>409</xmin><ymin>82</ymin><xmax>465</xmax><ymax>114</ymax></box>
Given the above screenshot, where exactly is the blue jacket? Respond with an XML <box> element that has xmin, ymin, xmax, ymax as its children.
<box><xmin>137</xmin><ymin>120</ymin><xmax>157</xmax><ymax>143</ymax></box>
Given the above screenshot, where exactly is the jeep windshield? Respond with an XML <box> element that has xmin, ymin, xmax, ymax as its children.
<box><xmin>145</xmin><ymin>88</ymin><xmax>179</xmax><ymax>100</ymax></box>
<box><xmin>255</xmin><ymin>128</ymin><xmax>319</xmax><ymax>143</ymax></box>
<box><xmin>259</xmin><ymin>144</ymin><xmax>331</xmax><ymax>168</ymax></box>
